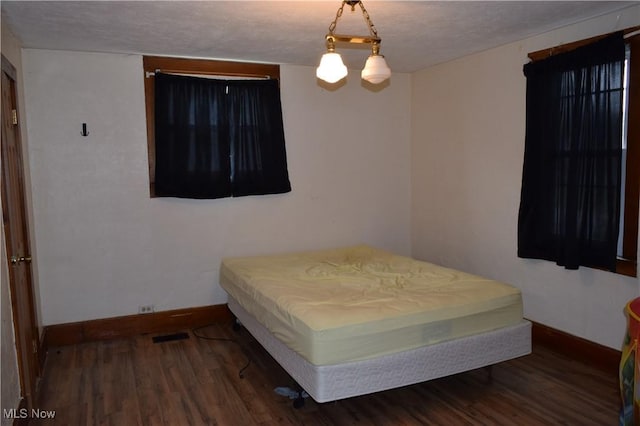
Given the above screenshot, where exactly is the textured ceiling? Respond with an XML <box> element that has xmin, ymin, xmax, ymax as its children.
<box><xmin>2</xmin><ymin>1</ymin><xmax>637</xmax><ymax>73</ymax></box>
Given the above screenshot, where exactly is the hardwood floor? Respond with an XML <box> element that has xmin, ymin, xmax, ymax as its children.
<box><xmin>32</xmin><ymin>322</ymin><xmax>620</xmax><ymax>425</ymax></box>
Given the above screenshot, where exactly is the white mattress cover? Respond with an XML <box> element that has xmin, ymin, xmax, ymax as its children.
<box><xmin>220</xmin><ymin>245</ymin><xmax>523</xmax><ymax>366</ymax></box>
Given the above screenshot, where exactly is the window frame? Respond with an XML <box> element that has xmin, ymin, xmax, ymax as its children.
<box><xmin>142</xmin><ymin>56</ymin><xmax>280</xmax><ymax>197</ymax></box>
<box><xmin>527</xmin><ymin>26</ymin><xmax>640</xmax><ymax>277</ymax></box>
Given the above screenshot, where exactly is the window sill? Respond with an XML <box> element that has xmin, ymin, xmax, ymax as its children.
<box><xmin>587</xmin><ymin>258</ymin><xmax>636</xmax><ymax>277</ymax></box>
<box><xmin>616</xmin><ymin>258</ymin><xmax>637</xmax><ymax>278</ymax></box>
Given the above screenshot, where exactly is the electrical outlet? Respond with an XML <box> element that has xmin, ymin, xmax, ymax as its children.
<box><xmin>138</xmin><ymin>305</ymin><xmax>154</xmax><ymax>314</ymax></box>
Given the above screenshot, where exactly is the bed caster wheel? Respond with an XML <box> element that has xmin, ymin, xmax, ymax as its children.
<box><xmin>232</xmin><ymin>319</ymin><xmax>241</xmax><ymax>332</ymax></box>
<box><xmin>485</xmin><ymin>365</ymin><xmax>494</xmax><ymax>383</ymax></box>
<box><xmin>293</xmin><ymin>397</ymin><xmax>305</xmax><ymax>409</ymax></box>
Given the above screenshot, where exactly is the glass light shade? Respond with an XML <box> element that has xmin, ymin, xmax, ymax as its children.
<box><xmin>316</xmin><ymin>52</ymin><xmax>348</xmax><ymax>83</ymax></box>
<box><xmin>361</xmin><ymin>54</ymin><xmax>391</xmax><ymax>84</ymax></box>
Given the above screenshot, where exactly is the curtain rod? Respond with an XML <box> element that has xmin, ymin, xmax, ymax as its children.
<box><xmin>145</xmin><ymin>69</ymin><xmax>271</xmax><ymax>80</ymax></box>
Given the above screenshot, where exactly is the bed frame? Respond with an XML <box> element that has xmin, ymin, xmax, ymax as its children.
<box><xmin>228</xmin><ymin>296</ymin><xmax>532</xmax><ymax>404</ymax></box>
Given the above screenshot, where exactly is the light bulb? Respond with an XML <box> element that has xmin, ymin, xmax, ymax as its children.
<box><xmin>316</xmin><ymin>52</ymin><xmax>348</xmax><ymax>83</ymax></box>
<box><xmin>361</xmin><ymin>54</ymin><xmax>391</xmax><ymax>84</ymax></box>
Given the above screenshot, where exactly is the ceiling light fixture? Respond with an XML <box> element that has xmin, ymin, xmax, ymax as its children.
<box><xmin>316</xmin><ymin>0</ymin><xmax>391</xmax><ymax>84</ymax></box>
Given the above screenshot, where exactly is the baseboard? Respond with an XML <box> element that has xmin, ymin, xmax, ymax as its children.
<box><xmin>38</xmin><ymin>329</ymin><xmax>47</xmax><ymax>371</ymax></box>
<box><xmin>531</xmin><ymin>321</ymin><xmax>621</xmax><ymax>376</ymax></box>
<box><xmin>43</xmin><ymin>304</ymin><xmax>233</xmax><ymax>348</ymax></box>
<box><xmin>43</xmin><ymin>308</ymin><xmax>620</xmax><ymax>375</ymax></box>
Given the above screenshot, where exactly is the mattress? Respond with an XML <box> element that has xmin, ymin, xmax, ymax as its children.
<box><xmin>220</xmin><ymin>245</ymin><xmax>523</xmax><ymax>366</ymax></box>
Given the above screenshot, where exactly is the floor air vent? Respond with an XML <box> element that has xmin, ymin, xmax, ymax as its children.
<box><xmin>152</xmin><ymin>332</ymin><xmax>190</xmax><ymax>343</ymax></box>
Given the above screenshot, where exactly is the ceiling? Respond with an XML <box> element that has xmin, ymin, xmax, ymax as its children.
<box><xmin>1</xmin><ymin>1</ymin><xmax>637</xmax><ymax>73</ymax></box>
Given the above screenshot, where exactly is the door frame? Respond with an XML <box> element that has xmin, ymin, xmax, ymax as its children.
<box><xmin>1</xmin><ymin>53</ymin><xmax>41</xmax><ymax>411</ymax></box>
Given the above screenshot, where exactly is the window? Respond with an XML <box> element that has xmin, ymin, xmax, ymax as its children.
<box><xmin>518</xmin><ymin>27</ymin><xmax>639</xmax><ymax>277</ymax></box>
<box><xmin>143</xmin><ymin>56</ymin><xmax>291</xmax><ymax>199</ymax></box>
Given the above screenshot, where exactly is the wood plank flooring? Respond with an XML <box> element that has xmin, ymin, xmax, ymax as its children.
<box><xmin>32</xmin><ymin>322</ymin><xmax>620</xmax><ymax>425</ymax></box>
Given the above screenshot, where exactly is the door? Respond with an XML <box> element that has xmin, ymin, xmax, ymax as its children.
<box><xmin>1</xmin><ymin>54</ymin><xmax>40</xmax><ymax>410</ymax></box>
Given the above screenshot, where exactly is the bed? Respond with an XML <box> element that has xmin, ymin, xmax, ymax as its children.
<box><xmin>220</xmin><ymin>245</ymin><xmax>531</xmax><ymax>403</ymax></box>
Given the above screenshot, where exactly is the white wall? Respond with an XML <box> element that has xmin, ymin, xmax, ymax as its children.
<box><xmin>0</xmin><ymin>210</ymin><xmax>21</xmax><ymax>425</ymax></box>
<box><xmin>21</xmin><ymin>50</ymin><xmax>412</xmax><ymax>325</ymax></box>
<box><xmin>0</xmin><ymin>220</ymin><xmax>20</xmax><ymax>425</ymax></box>
<box><xmin>411</xmin><ymin>6</ymin><xmax>640</xmax><ymax>350</ymax></box>
<box><xmin>19</xmin><ymin>6</ymin><xmax>637</xmax><ymax>350</ymax></box>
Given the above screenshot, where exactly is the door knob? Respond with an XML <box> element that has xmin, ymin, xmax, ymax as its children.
<box><xmin>9</xmin><ymin>255</ymin><xmax>31</xmax><ymax>265</ymax></box>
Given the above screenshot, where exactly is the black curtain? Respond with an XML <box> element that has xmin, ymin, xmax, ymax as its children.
<box><xmin>518</xmin><ymin>32</ymin><xmax>625</xmax><ymax>271</ymax></box>
<box><xmin>226</xmin><ymin>80</ymin><xmax>292</xmax><ymax>197</ymax></box>
<box><xmin>155</xmin><ymin>73</ymin><xmax>231</xmax><ymax>199</ymax></box>
<box><xmin>154</xmin><ymin>73</ymin><xmax>291</xmax><ymax>199</ymax></box>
